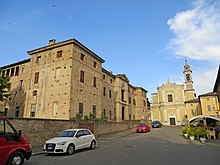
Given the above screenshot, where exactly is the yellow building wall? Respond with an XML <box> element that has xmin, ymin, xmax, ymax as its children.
<box><xmin>185</xmin><ymin>102</ymin><xmax>201</xmax><ymax>120</ymax></box>
<box><xmin>200</xmin><ymin>95</ymin><xmax>219</xmax><ymax>117</ymax></box>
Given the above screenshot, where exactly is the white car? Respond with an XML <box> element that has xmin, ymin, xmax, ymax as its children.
<box><xmin>44</xmin><ymin>129</ymin><xmax>96</xmax><ymax>155</ymax></box>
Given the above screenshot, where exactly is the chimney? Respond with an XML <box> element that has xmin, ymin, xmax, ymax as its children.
<box><xmin>48</xmin><ymin>39</ymin><xmax>56</xmax><ymax>45</ymax></box>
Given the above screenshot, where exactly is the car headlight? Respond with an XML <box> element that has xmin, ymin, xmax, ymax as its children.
<box><xmin>57</xmin><ymin>141</ymin><xmax>67</xmax><ymax>145</ymax></box>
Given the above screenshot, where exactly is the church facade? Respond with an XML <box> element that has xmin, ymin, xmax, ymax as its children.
<box><xmin>151</xmin><ymin>61</ymin><xmax>196</xmax><ymax>125</ymax></box>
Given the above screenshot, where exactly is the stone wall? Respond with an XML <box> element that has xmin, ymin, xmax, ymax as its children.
<box><xmin>8</xmin><ymin>118</ymin><xmax>79</xmax><ymax>148</ymax></box>
<box><xmin>8</xmin><ymin>118</ymin><xmax>139</xmax><ymax>148</ymax></box>
<box><xmin>94</xmin><ymin>122</ymin><xmax>138</xmax><ymax>137</ymax></box>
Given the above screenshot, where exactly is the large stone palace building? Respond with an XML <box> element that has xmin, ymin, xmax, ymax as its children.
<box><xmin>0</xmin><ymin>39</ymin><xmax>149</xmax><ymax>122</ymax></box>
<box><xmin>151</xmin><ymin>60</ymin><xmax>196</xmax><ymax>125</ymax></box>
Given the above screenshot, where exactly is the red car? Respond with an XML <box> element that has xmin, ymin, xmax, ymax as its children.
<box><xmin>136</xmin><ymin>123</ymin><xmax>150</xmax><ymax>133</ymax></box>
<box><xmin>0</xmin><ymin>116</ymin><xmax>32</xmax><ymax>165</ymax></box>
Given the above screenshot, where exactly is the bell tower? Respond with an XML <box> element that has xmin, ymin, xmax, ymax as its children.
<box><xmin>183</xmin><ymin>59</ymin><xmax>196</xmax><ymax>100</ymax></box>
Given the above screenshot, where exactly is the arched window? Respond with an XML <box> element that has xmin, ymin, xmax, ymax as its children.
<box><xmin>168</xmin><ymin>94</ymin><xmax>173</xmax><ymax>102</ymax></box>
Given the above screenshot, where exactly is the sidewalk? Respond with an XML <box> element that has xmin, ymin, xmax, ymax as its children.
<box><xmin>32</xmin><ymin>128</ymin><xmax>136</xmax><ymax>156</ymax></box>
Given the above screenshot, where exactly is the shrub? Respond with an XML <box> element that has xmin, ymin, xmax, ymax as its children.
<box><xmin>186</xmin><ymin>126</ymin><xmax>196</xmax><ymax>136</ymax></box>
<box><xmin>195</xmin><ymin>127</ymin><xmax>207</xmax><ymax>138</ymax></box>
<box><xmin>181</xmin><ymin>126</ymin><xmax>188</xmax><ymax>134</ymax></box>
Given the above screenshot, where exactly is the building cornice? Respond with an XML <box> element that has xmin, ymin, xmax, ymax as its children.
<box><xmin>27</xmin><ymin>39</ymin><xmax>105</xmax><ymax>63</ymax></box>
<box><xmin>1</xmin><ymin>58</ymin><xmax>31</xmax><ymax>69</ymax></box>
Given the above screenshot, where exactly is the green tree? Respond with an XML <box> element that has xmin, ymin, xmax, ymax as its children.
<box><xmin>0</xmin><ymin>68</ymin><xmax>9</xmax><ymax>101</ymax></box>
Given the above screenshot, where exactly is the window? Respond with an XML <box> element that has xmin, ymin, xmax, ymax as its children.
<box><xmin>80</xmin><ymin>53</ymin><xmax>85</xmax><ymax>61</ymax></box>
<box><xmin>143</xmin><ymin>100</ymin><xmax>146</xmax><ymax>106</ymax></box>
<box><xmin>129</xmin><ymin>97</ymin><xmax>131</xmax><ymax>104</ymax></box>
<box><xmin>109</xmin><ymin>90</ymin><xmax>112</xmax><ymax>98</ymax></box>
<box><xmin>109</xmin><ymin>110</ymin><xmax>112</xmax><ymax>120</ymax></box>
<box><xmin>1</xmin><ymin>70</ymin><xmax>5</xmax><ymax>77</ymax></box>
<box><xmin>15</xmin><ymin>66</ymin><xmax>19</xmax><ymax>76</ymax></box>
<box><xmin>103</xmin><ymin>87</ymin><xmax>106</xmax><ymax>96</ymax></box>
<box><xmin>21</xmin><ymin>65</ymin><xmax>25</xmax><ymax>73</ymax></box>
<box><xmin>80</xmin><ymin>70</ymin><xmax>85</xmax><ymax>83</ymax></box>
<box><xmin>93</xmin><ymin>61</ymin><xmax>97</xmax><ymax>68</ymax></box>
<box><xmin>168</xmin><ymin>94</ymin><xmax>173</xmax><ymax>102</ymax></box>
<box><xmin>93</xmin><ymin>76</ymin><xmax>97</xmax><ymax>87</ymax></box>
<box><xmin>103</xmin><ymin>109</ymin><xmax>106</xmax><ymax>118</ymax></box>
<box><xmin>34</xmin><ymin>72</ymin><xmax>39</xmax><ymax>84</ymax></box>
<box><xmin>133</xmin><ymin>99</ymin><xmax>136</xmax><ymax>106</ymax></box>
<box><xmin>83</xmin><ymin>130</ymin><xmax>91</xmax><ymax>135</ymax></box>
<box><xmin>103</xmin><ymin>75</ymin><xmax>105</xmax><ymax>80</ymax></box>
<box><xmin>207</xmin><ymin>105</ymin><xmax>212</xmax><ymax>112</ymax></box>
<box><xmin>79</xmin><ymin>103</ymin><xmax>83</xmax><ymax>115</ymax></box>
<box><xmin>207</xmin><ymin>98</ymin><xmax>210</xmax><ymax>101</ymax></box>
<box><xmin>191</xmin><ymin>109</ymin><xmax>194</xmax><ymax>115</ymax></box>
<box><xmin>129</xmin><ymin>114</ymin><xmax>132</xmax><ymax>120</ymax></box>
<box><xmin>93</xmin><ymin>105</ymin><xmax>96</xmax><ymax>116</ymax></box>
<box><xmin>4</xmin><ymin>108</ymin><xmax>8</xmax><ymax>117</ymax></box>
<box><xmin>30</xmin><ymin>104</ymin><xmax>36</xmax><ymax>117</ymax></box>
<box><xmin>121</xmin><ymin>90</ymin><xmax>125</xmax><ymax>102</ymax></box>
<box><xmin>6</xmin><ymin>69</ymin><xmax>10</xmax><ymax>77</ymax></box>
<box><xmin>10</xmin><ymin>68</ymin><xmax>15</xmax><ymax>77</ymax></box>
<box><xmin>19</xmin><ymin>80</ymin><xmax>23</xmax><ymax>90</ymax></box>
<box><xmin>186</xmin><ymin>74</ymin><xmax>190</xmax><ymax>81</ymax></box>
<box><xmin>33</xmin><ymin>90</ymin><xmax>37</xmax><ymax>96</ymax></box>
<box><xmin>36</xmin><ymin>56</ymin><xmax>41</xmax><ymax>63</ymax></box>
<box><xmin>57</xmin><ymin>51</ymin><xmax>62</xmax><ymax>58</ymax></box>
<box><xmin>15</xmin><ymin>106</ymin><xmax>19</xmax><ymax>117</ymax></box>
<box><xmin>110</xmin><ymin>79</ymin><xmax>113</xmax><ymax>84</ymax></box>
<box><xmin>55</xmin><ymin>67</ymin><xmax>61</xmax><ymax>81</ymax></box>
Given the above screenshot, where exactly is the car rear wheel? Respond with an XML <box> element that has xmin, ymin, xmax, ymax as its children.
<box><xmin>7</xmin><ymin>151</ymin><xmax>25</xmax><ymax>165</ymax></box>
<box><xmin>90</xmin><ymin>140</ymin><xmax>96</xmax><ymax>149</ymax></box>
<box><xmin>66</xmin><ymin>144</ymin><xmax>75</xmax><ymax>155</ymax></box>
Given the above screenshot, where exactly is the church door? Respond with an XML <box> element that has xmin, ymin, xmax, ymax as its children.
<box><xmin>170</xmin><ymin>118</ymin><xmax>176</xmax><ymax>125</ymax></box>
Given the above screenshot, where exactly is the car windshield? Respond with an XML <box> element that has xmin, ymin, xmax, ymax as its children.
<box><xmin>138</xmin><ymin>123</ymin><xmax>146</xmax><ymax>126</ymax></box>
<box><xmin>57</xmin><ymin>131</ymin><xmax>76</xmax><ymax>137</ymax></box>
<box><xmin>153</xmin><ymin>121</ymin><xmax>160</xmax><ymax>124</ymax></box>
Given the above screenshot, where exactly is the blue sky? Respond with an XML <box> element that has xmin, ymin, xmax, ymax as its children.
<box><xmin>0</xmin><ymin>0</ymin><xmax>219</xmax><ymax>98</ymax></box>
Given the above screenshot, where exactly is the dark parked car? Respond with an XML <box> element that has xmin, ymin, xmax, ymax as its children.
<box><xmin>152</xmin><ymin>120</ymin><xmax>162</xmax><ymax>128</ymax></box>
<box><xmin>136</xmin><ymin>123</ymin><xmax>150</xmax><ymax>133</ymax></box>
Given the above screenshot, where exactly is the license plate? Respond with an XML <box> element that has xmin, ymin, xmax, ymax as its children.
<box><xmin>47</xmin><ymin>147</ymin><xmax>52</xmax><ymax>150</ymax></box>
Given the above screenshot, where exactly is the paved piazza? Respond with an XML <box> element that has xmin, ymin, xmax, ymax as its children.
<box><xmin>26</xmin><ymin>126</ymin><xmax>220</xmax><ymax>165</ymax></box>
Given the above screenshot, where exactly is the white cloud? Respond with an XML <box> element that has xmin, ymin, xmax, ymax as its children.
<box><xmin>167</xmin><ymin>0</ymin><xmax>220</xmax><ymax>61</ymax></box>
<box><xmin>193</xmin><ymin>66</ymin><xmax>218</xmax><ymax>95</ymax></box>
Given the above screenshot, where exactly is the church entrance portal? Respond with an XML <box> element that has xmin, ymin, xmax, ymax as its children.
<box><xmin>170</xmin><ymin>118</ymin><xmax>176</xmax><ymax>125</ymax></box>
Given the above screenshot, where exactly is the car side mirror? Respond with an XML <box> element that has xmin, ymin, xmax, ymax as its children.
<box><xmin>14</xmin><ymin>130</ymin><xmax>21</xmax><ymax>139</ymax></box>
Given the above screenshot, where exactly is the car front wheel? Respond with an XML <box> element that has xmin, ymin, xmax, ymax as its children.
<box><xmin>66</xmin><ymin>144</ymin><xmax>75</xmax><ymax>155</ymax></box>
<box><xmin>7</xmin><ymin>151</ymin><xmax>25</xmax><ymax>165</ymax></box>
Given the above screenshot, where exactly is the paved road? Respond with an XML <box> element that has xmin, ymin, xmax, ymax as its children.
<box><xmin>25</xmin><ymin>126</ymin><xmax>220</xmax><ymax>165</ymax></box>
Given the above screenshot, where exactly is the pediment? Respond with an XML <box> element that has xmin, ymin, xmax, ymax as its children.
<box><xmin>116</xmin><ymin>74</ymin><xmax>129</xmax><ymax>83</ymax></box>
